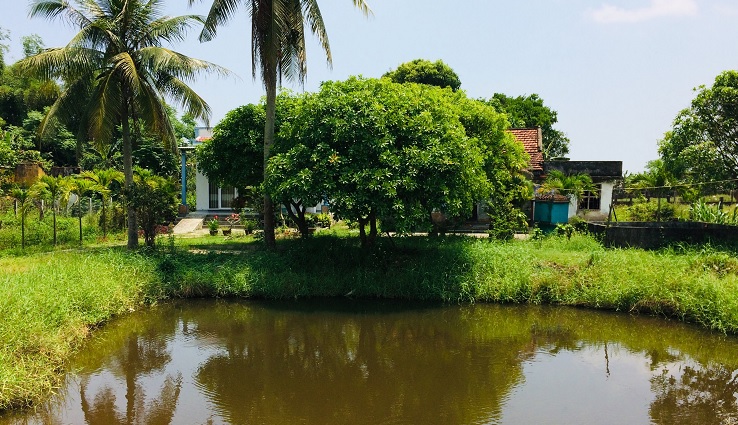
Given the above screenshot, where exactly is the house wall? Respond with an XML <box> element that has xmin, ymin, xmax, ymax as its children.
<box><xmin>195</xmin><ymin>169</ymin><xmax>210</xmax><ymax>211</ymax></box>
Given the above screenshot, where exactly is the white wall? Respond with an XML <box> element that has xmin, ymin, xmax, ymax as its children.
<box><xmin>195</xmin><ymin>169</ymin><xmax>210</xmax><ymax>211</ymax></box>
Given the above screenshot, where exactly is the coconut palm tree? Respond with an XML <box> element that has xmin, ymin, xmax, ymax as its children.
<box><xmin>19</xmin><ymin>0</ymin><xmax>228</xmax><ymax>249</ymax></box>
<box><xmin>191</xmin><ymin>0</ymin><xmax>371</xmax><ymax>249</ymax></box>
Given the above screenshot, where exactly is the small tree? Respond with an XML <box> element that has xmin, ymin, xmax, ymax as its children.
<box><xmin>32</xmin><ymin>175</ymin><xmax>70</xmax><ymax>245</ymax></box>
<box><xmin>125</xmin><ymin>168</ymin><xmax>177</xmax><ymax>248</ymax></box>
<box><xmin>82</xmin><ymin>169</ymin><xmax>124</xmax><ymax>239</ymax></box>
<box><xmin>10</xmin><ymin>187</ymin><xmax>33</xmax><ymax>249</ymax></box>
<box><xmin>68</xmin><ymin>177</ymin><xmax>96</xmax><ymax>244</ymax></box>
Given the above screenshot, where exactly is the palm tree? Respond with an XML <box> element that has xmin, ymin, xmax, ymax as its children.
<box><xmin>69</xmin><ymin>177</ymin><xmax>96</xmax><ymax>244</ymax></box>
<box><xmin>10</xmin><ymin>188</ymin><xmax>34</xmax><ymax>250</ymax></box>
<box><xmin>539</xmin><ymin>170</ymin><xmax>596</xmax><ymax>202</ymax></box>
<box><xmin>20</xmin><ymin>0</ymin><xmax>227</xmax><ymax>249</ymax></box>
<box><xmin>32</xmin><ymin>175</ymin><xmax>70</xmax><ymax>245</ymax></box>
<box><xmin>192</xmin><ymin>0</ymin><xmax>371</xmax><ymax>249</ymax></box>
<box><xmin>82</xmin><ymin>168</ymin><xmax>124</xmax><ymax>239</ymax></box>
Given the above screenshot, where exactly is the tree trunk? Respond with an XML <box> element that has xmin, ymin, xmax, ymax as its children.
<box><xmin>358</xmin><ymin>216</ymin><xmax>368</xmax><ymax>248</ymax></box>
<box><xmin>122</xmin><ymin>93</ymin><xmax>138</xmax><ymax>249</ymax></box>
<box><xmin>285</xmin><ymin>201</ymin><xmax>310</xmax><ymax>238</ymax></box>
<box><xmin>263</xmin><ymin>75</ymin><xmax>277</xmax><ymax>250</ymax></box>
<box><xmin>368</xmin><ymin>208</ymin><xmax>378</xmax><ymax>245</ymax></box>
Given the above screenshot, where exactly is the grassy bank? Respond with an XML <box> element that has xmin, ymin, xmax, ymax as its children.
<box><xmin>3</xmin><ymin>232</ymin><xmax>738</xmax><ymax>411</ymax></box>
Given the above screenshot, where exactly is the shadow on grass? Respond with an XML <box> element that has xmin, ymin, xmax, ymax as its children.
<box><xmin>155</xmin><ymin>234</ymin><xmax>482</xmax><ymax>302</ymax></box>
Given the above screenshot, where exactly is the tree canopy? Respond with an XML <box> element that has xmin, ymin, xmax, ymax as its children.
<box><xmin>266</xmin><ymin>77</ymin><xmax>529</xmax><ymax>244</ymax></box>
<box><xmin>383</xmin><ymin>59</ymin><xmax>461</xmax><ymax>91</ymax></box>
<box><xmin>659</xmin><ymin>70</ymin><xmax>738</xmax><ymax>193</ymax></box>
<box><xmin>485</xmin><ymin>93</ymin><xmax>570</xmax><ymax>159</ymax></box>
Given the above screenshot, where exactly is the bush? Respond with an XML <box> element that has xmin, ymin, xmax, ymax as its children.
<box><xmin>626</xmin><ymin>196</ymin><xmax>675</xmax><ymax>221</ymax></box>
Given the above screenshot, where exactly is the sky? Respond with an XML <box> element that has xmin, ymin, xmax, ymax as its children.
<box><xmin>3</xmin><ymin>0</ymin><xmax>738</xmax><ymax>173</ymax></box>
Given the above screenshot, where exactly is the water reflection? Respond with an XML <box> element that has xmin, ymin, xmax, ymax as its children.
<box><xmin>3</xmin><ymin>300</ymin><xmax>738</xmax><ymax>424</ymax></box>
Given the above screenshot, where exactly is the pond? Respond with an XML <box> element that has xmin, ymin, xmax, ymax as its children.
<box><xmin>3</xmin><ymin>299</ymin><xmax>738</xmax><ymax>424</ymax></box>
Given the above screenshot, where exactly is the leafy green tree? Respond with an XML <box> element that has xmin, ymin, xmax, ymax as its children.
<box><xmin>20</xmin><ymin>0</ymin><xmax>224</xmax><ymax>249</ymax></box>
<box><xmin>194</xmin><ymin>0</ymin><xmax>371</xmax><ymax>249</ymax></box>
<box><xmin>0</xmin><ymin>27</ymin><xmax>9</xmax><ymax>72</ymax></box>
<box><xmin>625</xmin><ymin>159</ymin><xmax>675</xmax><ymax>201</ymax></box>
<box><xmin>32</xmin><ymin>175</ymin><xmax>70</xmax><ymax>245</ymax></box>
<box><xmin>196</xmin><ymin>103</ymin><xmax>266</xmax><ymax>190</ymax></box>
<box><xmin>383</xmin><ymin>59</ymin><xmax>461</xmax><ymax>91</ymax></box>
<box><xmin>659</xmin><ymin>71</ymin><xmax>738</xmax><ymax>192</ymax></box>
<box><xmin>270</xmin><ymin>77</ymin><xmax>525</xmax><ymax>246</ymax></box>
<box><xmin>486</xmin><ymin>93</ymin><xmax>570</xmax><ymax>159</ymax></box>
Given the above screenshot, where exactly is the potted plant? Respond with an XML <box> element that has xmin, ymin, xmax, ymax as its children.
<box><xmin>223</xmin><ymin>213</ymin><xmax>239</xmax><ymax>236</ymax></box>
<box><xmin>207</xmin><ymin>216</ymin><xmax>219</xmax><ymax>235</ymax></box>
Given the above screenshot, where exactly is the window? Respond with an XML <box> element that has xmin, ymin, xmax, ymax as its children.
<box><xmin>579</xmin><ymin>184</ymin><xmax>601</xmax><ymax>210</ymax></box>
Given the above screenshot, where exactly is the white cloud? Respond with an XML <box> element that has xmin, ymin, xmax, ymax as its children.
<box><xmin>590</xmin><ymin>0</ymin><xmax>698</xmax><ymax>23</ymax></box>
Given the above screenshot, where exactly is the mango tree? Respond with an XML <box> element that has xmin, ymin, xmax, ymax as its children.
<box><xmin>270</xmin><ymin>77</ymin><xmax>526</xmax><ymax>246</ymax></box>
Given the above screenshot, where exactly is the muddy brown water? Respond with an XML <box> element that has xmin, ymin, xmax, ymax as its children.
<box><xmin>3</xmin><ymin>299</ymin><xmax>738</xmax><ymax>424</ymax></box>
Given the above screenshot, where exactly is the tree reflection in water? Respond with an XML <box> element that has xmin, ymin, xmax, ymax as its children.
<box><xmin>6</xmin><ymin>300</ymin><xmax>738</xmax><ymax>424</ymax></box>
<box><xmin>650</xmin><ymin>364</ymin><xmax>738</xmax><ymax>425</ymax></box>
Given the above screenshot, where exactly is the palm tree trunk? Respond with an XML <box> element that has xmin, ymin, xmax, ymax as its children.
<box><xmin>122</xmin><ymin>93</ymin><xmax>138</xmax><ymax>249</ymax></box>
<box><xmin>263</xmin><ymin>71</ymin><xmax>277</xmax><ymax>250</ymax></box>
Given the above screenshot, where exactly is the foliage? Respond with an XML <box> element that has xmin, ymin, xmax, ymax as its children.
<box><xmin>689</xmin><ymin>200</ymin><xmax>738</xmax><ymax>225</ymax></box>
<box><xmin>196</xmin><ymin>103</ymin><xmax>265</xmax><ymax>190</ymax></box>
<box><xmin>207</xmin><ymin>216</ymin><xmax>220</xmax><ymax>231</ymax></box>
<box><xmin>225</xmin><ymin>213</ymin><xmax>240</xmax><ymax>229</ymax></box>
<box><xmin>81</xmin><ymin>169</ymin><xmax>124</xmax><ymax>239</ymax></box>
<box><xmin>194</xmin><ymin>0</ymin><xmax>371</xmax><ymax>250</ymax></box>
<box><xmin>485</xmin><ymin>93</ymin><xmax>570</xmax><ymax>158</ymax></box>
<box><xmin>624</xmin><ymin>196</ymin><xmax>676</xmax><ymax>222</ymax></box>
<box><xmin>10</xmin><ymin>187</ymin><xmax>33</xmax><ymax>249</ymax></box>
<box><xmin>625</xmin><ymin>159</ymin><xmax>678</xmax><ymax>200</ymax></box>
<box><xmin>539</xmin><ymin>169</ymin><xmax>595</xmax><ymax>201</ymax></box>
<box><xmin>125</xmin><ymin>169</ymin><xmax>178</xmax><ymax>247</ymax></box>
<box><xmin>383</xmin><ymin>58</ymin><xmax>461</xmax><ymax>91</ymax></box>
<box><xmin>32</xmin><ymin>175</ymin><xmax>71</xmax><ymax>245</ymax></box>
<box><xmin>20</xmin><ymin>0</ymin><xmax>223</xmax><ymax>249</ymax></box>
<box><xmin>269</xmin><ymin>77</ymin><xmax>527</xmax><ymax>246</ymax></box>
<box><xmin>659</xmin><ymin>70</ymin><xmax>738</xmax><ymax>187</ymax></box>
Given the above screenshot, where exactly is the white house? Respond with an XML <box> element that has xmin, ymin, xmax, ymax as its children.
<box><xmin>190</xmin><ymin>127</ymin><xmax>327</xmax><ymax>214</ymax></box>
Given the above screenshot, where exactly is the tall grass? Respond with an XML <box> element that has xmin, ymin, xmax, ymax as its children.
<box><xmin>3</xmin><ymin>232</ymin><xmax>738</xmax><ymax>411</ymax></box>
<box><xmin>0</xmin><ymin>249</ymin><xmax>158</xmax><ymax>410</ymax></box>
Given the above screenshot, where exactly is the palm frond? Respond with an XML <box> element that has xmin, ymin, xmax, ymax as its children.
<box><xmin>85</xmin><ymin>69</ymin><xmax>123</xmax><ymax>143</ymax></box>
<box><xmin>197</xmin><ymin>0</ymin><xmax>244</xmax><ymax>42</ymax></box>
<box><xmin>138</xmin><ymin>46</ymin><xmax>231</xmax><ymax>81</ymax></box>
<box><xmin>29</xmin><ymin>0</ymin><xmax>94</xmax><ymax>28</ymax></box>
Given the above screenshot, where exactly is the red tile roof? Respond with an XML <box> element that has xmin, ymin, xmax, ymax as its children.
<box><xmin>507</xmin><ymin>128</ymin><xmax>543</xmax><ymax>172</ymax></box>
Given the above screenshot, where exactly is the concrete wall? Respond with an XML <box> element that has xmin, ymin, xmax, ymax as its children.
<box><xmin>588</xmin><ymin>221</ymin><xmax>738</xmax><ymax>249</ymax></box>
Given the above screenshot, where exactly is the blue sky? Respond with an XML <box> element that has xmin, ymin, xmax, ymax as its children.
<box><xmin>3</xmin><ymin>0</ymin><xmax>738</xmax><ymax>173</ymax></box>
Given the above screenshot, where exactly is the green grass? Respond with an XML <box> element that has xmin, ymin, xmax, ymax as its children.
<box><xmin>3</xmin><ymin>231</ymin><xmax>738</xmax><ymax>411</ymax></box>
